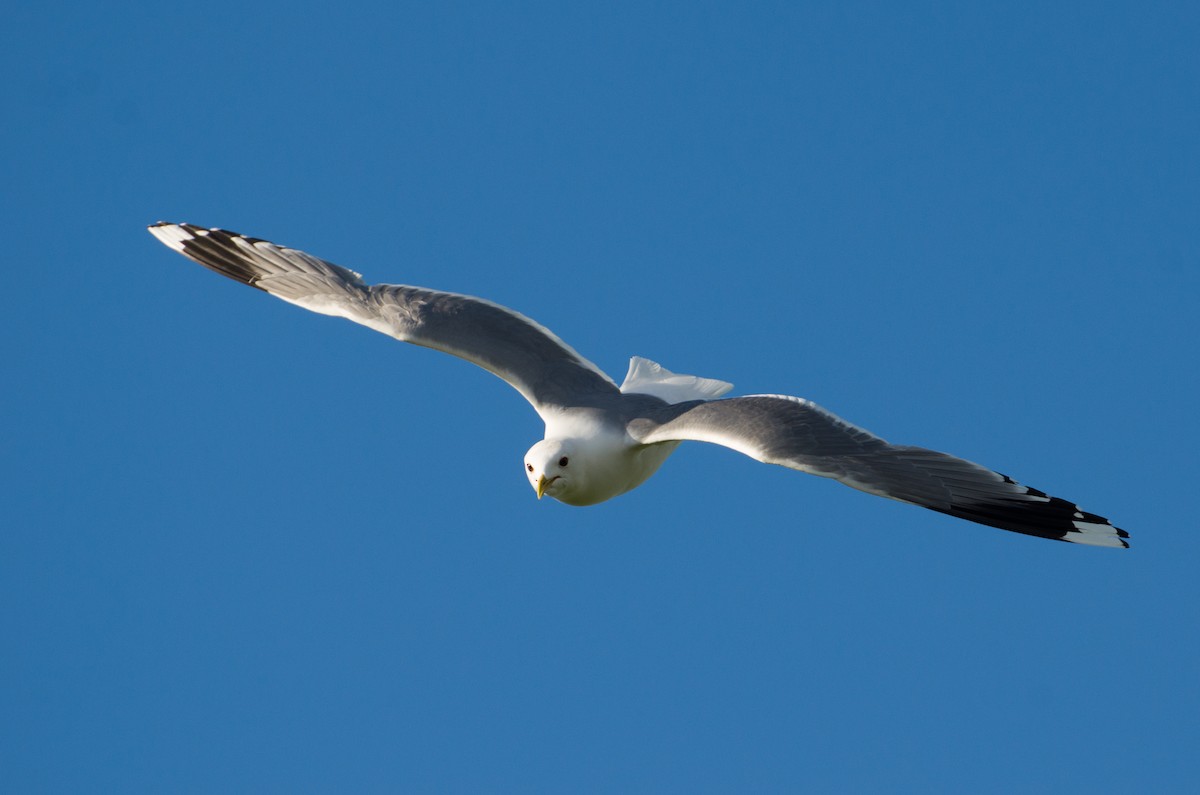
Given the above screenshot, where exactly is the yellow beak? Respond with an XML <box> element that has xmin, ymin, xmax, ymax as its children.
<box><xmin>536</xmin><ymin>475</ymin><xmax>549</xmax><ymax>499</ymax></box>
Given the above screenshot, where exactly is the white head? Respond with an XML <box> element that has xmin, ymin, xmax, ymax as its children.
<box><xmin>523</xmin><ymin>438</ymin><xmax>581</xmax><ymax>503</ymax></box>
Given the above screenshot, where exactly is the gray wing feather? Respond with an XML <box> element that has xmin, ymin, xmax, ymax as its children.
<box><xmin>628</xmin><ymin>395</ymin><xmax>1129</xmax><ymax>548</ymax></box>
<box><xmin>149</xmin><ymin>223</ymin><xmax>619</xmax><ymax>413</ymax></box>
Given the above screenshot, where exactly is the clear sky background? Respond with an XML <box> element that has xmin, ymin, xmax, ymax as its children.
<box><xmin>2</xmin><ymin>2</ymin><xmax>1197</xmax><ymax>792</ymax></box>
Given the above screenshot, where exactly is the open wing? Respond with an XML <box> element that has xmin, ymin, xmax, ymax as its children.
<box><xmin>628</xmin><ymin>394</ymin><xmax>1129</xmax><ymax>547</ymax></box>
<box><xmin>149</xmin><ymin>223</ymin><xmax>619</xmax><ymax>415</ymax></box>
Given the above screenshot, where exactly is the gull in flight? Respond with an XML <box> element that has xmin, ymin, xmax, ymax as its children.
<box><xmin>149</xmin><ymin>223</ymin><xmax>1129</xmax><ymax>548</ymax></box>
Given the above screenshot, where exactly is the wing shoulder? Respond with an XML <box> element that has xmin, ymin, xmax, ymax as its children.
<box><xmin>629</xmin><ymin>394</ymin><xmax>885</xmax><ymax>472</ymax></box>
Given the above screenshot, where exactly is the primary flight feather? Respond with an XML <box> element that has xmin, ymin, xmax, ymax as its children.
<box><xmin>149</xmin><ymin>222</ymin><xmax>1129</xmax><ymax>548</ymax></box>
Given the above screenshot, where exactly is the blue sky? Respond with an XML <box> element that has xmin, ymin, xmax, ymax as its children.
<box><xmin>2</xmin><ymin>1</ymin><xmax>1197</xmax><ymax>791</ymax></box>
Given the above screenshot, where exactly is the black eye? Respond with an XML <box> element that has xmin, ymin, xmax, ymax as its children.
<box><xmin>526</xmin><ymin>463</ymin><xmax>534</xmax><ymax>472</ymax></box>
<box><xmin>558</xmin><ymin>456</ymin><xmax>569</xmax><ymax>467</ymax></box>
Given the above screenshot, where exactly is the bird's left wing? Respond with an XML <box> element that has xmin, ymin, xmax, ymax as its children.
<box><xmin>627</xmin><ymin>395</ymin><xmax>1129</xmax><ymax>547</ymax></box>
<box><xmin>149</xmin><ymin>223</ymin><xmax>619</xmax><ymax>415</ymax></box>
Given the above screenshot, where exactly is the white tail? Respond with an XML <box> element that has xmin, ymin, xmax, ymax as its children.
<box><xmin>618</xmin><ymin>356</ymin><xmax>733</xmax><ymax>403</ymax></box>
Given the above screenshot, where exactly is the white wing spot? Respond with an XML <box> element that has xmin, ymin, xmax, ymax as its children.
<box><xmin>146</xmin><ymin>223</ymin><xmax>193</xmax><ymax>253</ymax></box>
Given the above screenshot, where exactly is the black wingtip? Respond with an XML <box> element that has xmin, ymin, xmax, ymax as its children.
<box><xmin>147</xmin><ymin>221</ymin><xmax>268</xmax><ymax>291</ymax></box>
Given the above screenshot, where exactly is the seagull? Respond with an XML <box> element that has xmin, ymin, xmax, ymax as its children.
<box><xmin>148</xmin><ymin>222</ymin><xmax>1129</xmax><ymax>548</ymax></box>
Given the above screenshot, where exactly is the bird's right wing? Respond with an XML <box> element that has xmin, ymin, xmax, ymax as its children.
<box><xmin>628</xmin><ymin>394</ymin><xmax>1129</xmax><ymax>547</ymax></box>
<box><xmin>149</xmin><ymin>223</ymin><xmax>620</xmax><ymax>415</ymax></box>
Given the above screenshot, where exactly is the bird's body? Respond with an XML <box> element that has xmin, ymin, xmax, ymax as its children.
<box><xmin>149</xmin><ymin>222</ymin><xmax>1129</xmax><ymax>548</ymax></box>
<box><xmin>533</xmin><ymin>396</ymin><xmax>682</xmax><ymax>506</ymax></box>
